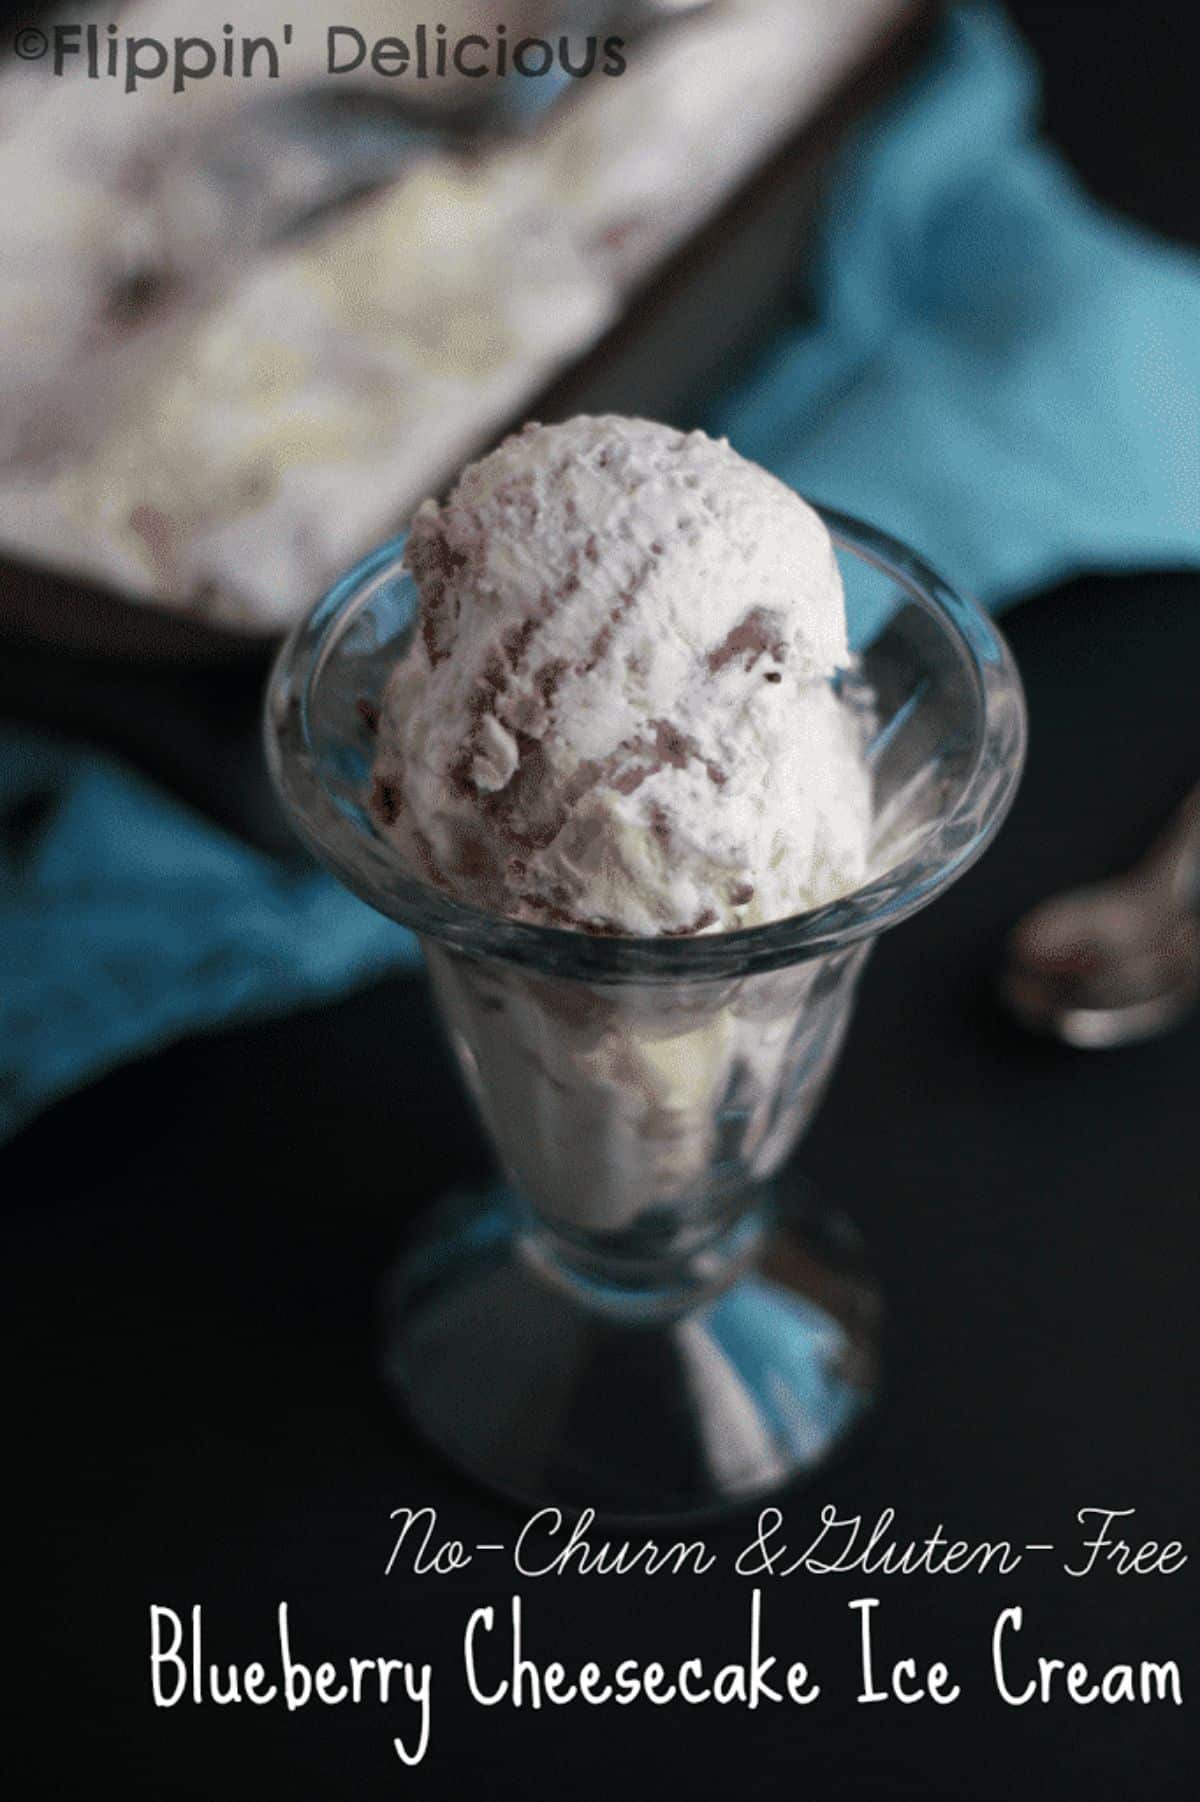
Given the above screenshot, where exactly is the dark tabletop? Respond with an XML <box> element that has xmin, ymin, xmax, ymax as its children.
<box><xmin>4</xmin><ymin>5</ymin><xmax>1199</xmax><ymax>1799</ymax></box>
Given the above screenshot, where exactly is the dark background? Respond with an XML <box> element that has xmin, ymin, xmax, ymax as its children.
<box><xmin>4</xmin><ymin>4</ymin><xmax>1199</xmax><ymax>1797</ymax></box>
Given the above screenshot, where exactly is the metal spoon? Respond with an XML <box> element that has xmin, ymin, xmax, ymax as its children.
<box><xmin>1001</xmin><ymin>782</ymin><xmax>1200</xmax><ymax>1048</ymax></box>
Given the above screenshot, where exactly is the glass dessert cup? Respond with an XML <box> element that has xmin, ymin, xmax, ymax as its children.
<box><xmin>265</xmin><ymin>512</ymin><xmax>1026</xmax><ymax>1518</ymax></box>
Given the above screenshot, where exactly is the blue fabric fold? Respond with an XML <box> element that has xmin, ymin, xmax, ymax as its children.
<box><xmin>0</xmin><ymin>731</ymin><xmax>418</xmax><ymax>1139</ymax></box>
<box><xmin>710</xmin><ymin>5</ymin><xmax>1200</xmax><ymax>604</ymax></box>
<box><xmin>3</xmin><ymin>4</ymin><xmax>1199</xmax><ymax>1142</ymax></box>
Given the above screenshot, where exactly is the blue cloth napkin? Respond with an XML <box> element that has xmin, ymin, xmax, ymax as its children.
<box><xmin>0</xmin><ymin>730</ymin><xmax>418</xmax><ymax>1140</ymax></box>
<box><xmin>709</xmin><ymin>6</ymin><xmax>1200</xmax><ymax>605</ymax></box>
<box><xmin>3</xmin><ymin>4</ymin><xmax>1199</xmax><ymax>1143</ymax></box>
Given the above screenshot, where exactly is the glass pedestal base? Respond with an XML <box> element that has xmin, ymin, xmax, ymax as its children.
<box><xmin>380</xmin><ymin>1184</ymin><xmax>879</xmax><ymax>1519</ymax></box>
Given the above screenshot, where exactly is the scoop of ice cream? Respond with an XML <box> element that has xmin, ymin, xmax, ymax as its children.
<box><xmin>371</xmin><ymin>415</ymin><xmax>871</xmax><ymax>935</ymax></box>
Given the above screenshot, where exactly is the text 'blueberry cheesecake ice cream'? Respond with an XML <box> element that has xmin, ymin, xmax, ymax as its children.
<box><xmin>369</xmin><ymin>415</ymin><xmax>872</xmax><ymax>936</ymax></box>
<box><xmin>368</xmin><ymin>417</ymin><xmax>875</xmax><ymax>1233</ymax></box>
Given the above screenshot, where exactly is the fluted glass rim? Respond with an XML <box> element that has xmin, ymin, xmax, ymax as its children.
<box><xmin>264</xmin><ymin>509</ymin><xmax>1027</xmax><ymax>982</ymax></box>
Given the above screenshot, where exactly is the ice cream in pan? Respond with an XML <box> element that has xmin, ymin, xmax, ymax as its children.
<box><xmin>369</xmin><ymin>416</ymin><xmax>874</xmax><ymax>1231</ymax></box>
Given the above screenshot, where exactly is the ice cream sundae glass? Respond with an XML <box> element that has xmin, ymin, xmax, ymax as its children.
<box><xmin>265</xmin><ymin>418</ymin><xmax>1025</xmax><ymax>1515</ymax></box>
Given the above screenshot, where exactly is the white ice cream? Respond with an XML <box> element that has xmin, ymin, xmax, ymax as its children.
<box><xmin>371</xmin><ymin>415</ymin><xmax>871</xmax><ymax>935</ymax></box>
<box><xmin>371</xmin><ymin>416</ymin><xmax>875</xmax><ymax>1233</ymax></box>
